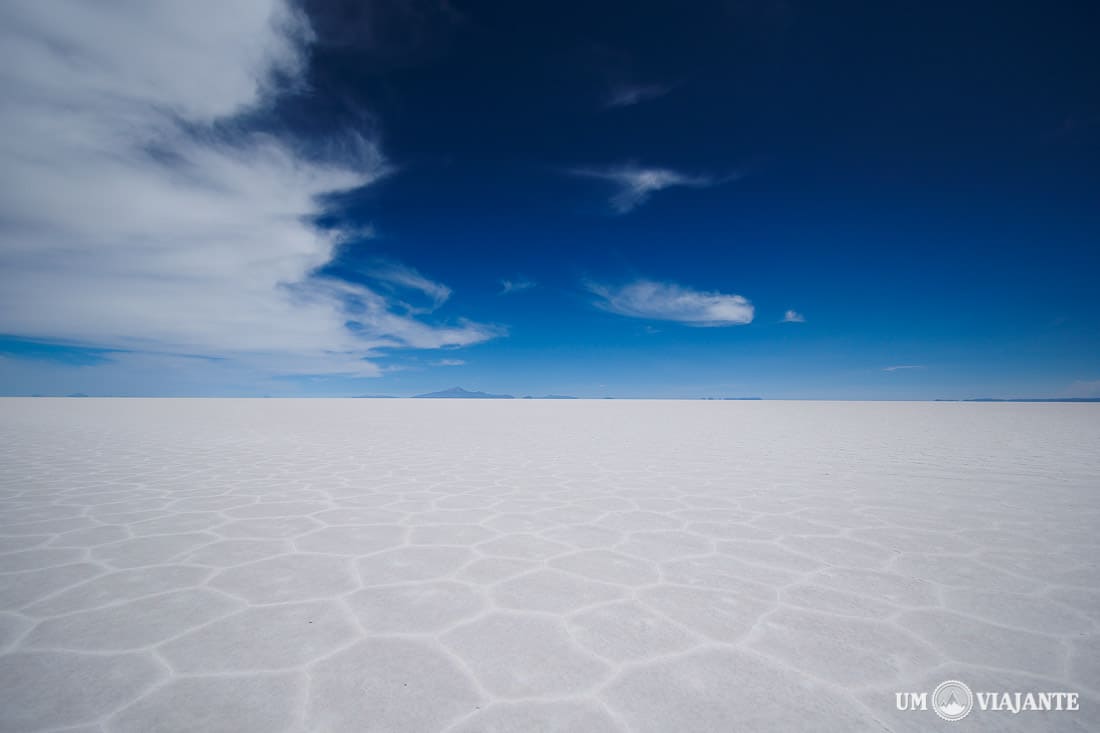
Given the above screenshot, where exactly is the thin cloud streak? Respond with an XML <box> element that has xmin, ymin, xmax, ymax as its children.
<box><xmin>883</xmin><ymin>365</ymin><xmax>926</xmax><ymax>372</ymax></box>
<box><xmin>605</xmin><ymin>83</ymin><xmax>673</xmax><ymax>108</ymax></box>
<box><xmin>587</xmin><ymin>279</ymin><xmax>754</xmax><ymax>326</ymax></box>
<box><xmin>499</xmin><ymin>278</ymin><xmax>536</xmax><ymax>295</ymax></box>
<box><xmin>571</xmin><ymin>164</ymin><xmax>728</xmax><ymax>213</ymax></box>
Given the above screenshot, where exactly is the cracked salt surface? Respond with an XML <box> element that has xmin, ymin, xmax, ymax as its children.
<box><xmin>0</xmin><ymin>398</ymin><xmax>1097</xmax><ymax>732</ymax></box>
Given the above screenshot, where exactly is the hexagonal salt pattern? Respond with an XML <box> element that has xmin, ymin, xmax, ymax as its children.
<box><xmin>0</xmin><ymin>398</ymin><xmax>1098</xmax><ymax>732</ymax></box>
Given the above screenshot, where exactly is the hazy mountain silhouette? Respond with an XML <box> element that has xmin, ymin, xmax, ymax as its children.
<box><xmin>413</xmin><ymin>387</ymin><xmax>514</xmax><ymax>399</ymax></box>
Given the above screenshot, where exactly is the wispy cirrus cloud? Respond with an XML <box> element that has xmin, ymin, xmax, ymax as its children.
<box><xmin>587</xmin><ymin>279</ymin><xmax>754</xmax><ymax>326</ymax></box>
<box><xmin>883</xmin><ymin>365</ymin><xmax>926</xmax><ymax>372</ymax></box>
<box><xmin>0</xmin><ymin>0</ymin><xmax>498</xmax><ymax>382</ymax></box>
<box><xmin>782</xmin><ymin>310</ymin><xmax>806</xmax><ymax>323</ymax></box>
<box><xmin>362</xmin><ymin>260</ymin><xmax>452</xmax><ymax>312</ymax></box>
<box><xmin>499</xmin><ymin>277</ymin><xmax>536</xmax><ymax>295</ymax></box>
<box><xmin>434</xmin><ymin>358</ymin><xmax>466</xmax><ymax>367</ymax></box>
<box><xmin>605</xmin><ymin>82</ymin><xmax>673</xmax><ymax>108</ymax></box>
<box><xmin>571</xmin><ymin>164</ymin><xmax>728</xmax><ymax>213</ymax></box>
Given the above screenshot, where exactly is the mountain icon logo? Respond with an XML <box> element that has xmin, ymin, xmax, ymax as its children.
<box><xmin>932</xmin><ymin>680</ymin><xmax>974</xmax><ymax>722</ymax></box>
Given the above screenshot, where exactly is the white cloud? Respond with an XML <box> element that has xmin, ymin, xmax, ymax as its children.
<box><xmin>572</xmin><ymin>164</ymin><xmax>721</xmax><ymax>213</ymax></box>
<box><xmin>883</xmin><ymin>365</ymin><xmax>926</xmax><ymax>372</ymax></box>
<box><xmin>782</xmin><ymin>310</ymin><xmax>806</xmax><ymax>323</ymax></box>
<box><xmin>434</xmin><ymin>359</ymin><xmax>466</xmax><ymax>367</ymax></box>
<box><xmin>499</xmin><ymin>278</ymin><xmax>535</xmax><ymax>295</ymax></box>
<box><xmin>0</xmin><ymin>0</ymin><xmax>497</xmax><ymax>380</ymax></box>
<box><xmin>605</xmin><ymin>83</ymin><xmax>672</xmax><ymax>108</ymax></box>
<box><xmin>363</xmin><ymin>261</ymin><xmax>452</xmax><ymax>312</ymax></box>
<box><xmin>588</xmin><ymin>279</ymin><xmax>754</xmax><ymax>326</ymax></box>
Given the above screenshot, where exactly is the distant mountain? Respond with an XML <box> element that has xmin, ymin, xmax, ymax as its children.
<box><xmin>66</xmin><ymin>393</ymin><xmax>89</xmax><ymax>397</ymax></box>
<box><xmin>351</xmin><ymin>394</ymin><xmax>397</xmax><ymax>399</ymax></box>
<box><xmin>522</xmin><ymin>395</ymin><xmax>577</xmax><ymax>399</ymax></box>
<box><xmin>413</xmin><ymin>387</ymin><xmax>514</xmax><ymax>399</ymax></box>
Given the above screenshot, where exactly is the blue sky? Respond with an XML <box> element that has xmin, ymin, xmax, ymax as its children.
<box><xmin>0</xmin><ymin>0</ymin><xmax>1097</xmax><ymax>398</ymax></box>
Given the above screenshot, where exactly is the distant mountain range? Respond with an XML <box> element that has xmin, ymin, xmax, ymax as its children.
<box><xmin>412</xmin><ymin>387</ymin><xmax>515</xmax><ymax>399</ymax></box>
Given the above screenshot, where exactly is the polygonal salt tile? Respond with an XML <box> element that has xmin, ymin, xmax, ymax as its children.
<box><xmin>749</xmin><ymin>514</ymin><xmax>839</xmax><ymax>535</ymax></box>
<box><xmin>160</xmin><ymin>599</ymin><xmax>357</xmax><ymax>672</ymax></box>
<box><xmin>1070</xmin><ymin>635</ymin><xmax>1100</xmax><ymax>693</ymax></box>
<box><xmin>25</xmin><ymin>565</ymin><xmax>211</xmax><ymax>617</ymax></box>
<box><xmin>1048</xmin><ymin>586</ymin><xmax>1100</xmax><ymax>622</ymax></box>
<box><xmin>748</xmin><ymin>607</ymin><xmax>941</xmax><ymax>685</ymax></box>
<box><xmin>24</xmin><ymin>588</ymin><xmax>240</xmax><ymax>650</ymax></box>
<box><xmin>409</xmin><ymin>524</ymin><xmax>497</xmax><ymax>546</ymax></box>
<box><xmin>493</xmin><ymin>569</ymin><xmax>625</xmax><ymax>613</ymax></box>
<box><xmin>0</xmin><ymin>505</ymin><xmax>84</xmax><ymax>524</ymax></box>
<box><xmin>166</xmin><ymin>495</ymin><xmax>257</xmax><ymax>512</ymax></box>
<box><xmin>477</xmin><ymin>534</ymin><xmax>570</xmax><ymax>560</ymax></box>
<box><xmin>226</xmin><ymin>501</ymin><xmax>328</xmax><ymax>519</ymax></box>
<box><xmin>49</xmin><ymin>525</ymin><xmax>129</xmax><ymax>547</ymax></box>
<box><xmin>129</xmin><ymin>512</ymin><xmax>225</xmax><ymax>536</ymax></box>
<box><xmin>891</xmin><ymin>553</ymin><xmax>1035</xmax><ymax>592</ymax></box>
<box><xmin>312</xmin><ymin>508</ymin><xmax>406</xmax><ymax>526</ymax></box>
<box><xmin>0</xmin><ymin>547</ymin><xmax>85</xmax><ymax>573</ymax></box>
<box><xmin>450</xmin><ymin>700</ymin><xmax>624</xmax><ymax>733</ymax></box>
<box><xmin>597</xmin><ymin>511</ymin><xmax>682</xmax><ymax>532</ymax></box>
<box><xmin>942</xmin><ymin>588</ymin><xmax>1093</xmax><ymax>634</ymax></box>
<box><xmin>357</xmin><ymin>546</ymin><xmax>473</xmax><ymax>586</ymax></box>
<box><xmin>216</xmin><ymin>517</ymin><xmax>322</xmax><ymax>539</ymax></box>
<box><xmin>0</xmin><ymin>563</ymin><xmax>103</xmax><ymax>608</ymax></box>
<box><xmin>456</xmin><ymin>557</ymin><xmax>536</xmax><ymax>584</ymax></box>
<box><xmin>0</xmin><ymin>535</ymin><xmax>50</xmax><ymax>553</ymax></box>
<box><xmin>442</xmin><ymin>612</ymin><xmax>609</xmax><ymax>697</ymax></box>
<box><xmin>182</xmin><ymin>539</ymin><xmax>290</xmax><ymax>567</ymax></box>
<box><xmin>686</xmin><ymin>522</ymin><xmax>778</xmax><ymax>541</ymax></box>
<box><xmin>415</xmin><ymin>509</ymin><xmax>494</xmax><ymax>525</ymax></box>
<box><xmin>0</xmin><ymin>611</ymin><xmax>32</xmax><ymax>650</ymax></box>
<box><xmin>602</xmin><ymin>647</ymin><xmax>871</xmax><ymax>732</ymax></box>
<box><xmin>550</xmin><ymin>550</ymin><xmax>659</xmax><ymax>586</ymax></box>
<box><xmin>484</xmin><ymin>514</ymin><xmax>554</xmax><ymax>533</ymax></box>
<box><xmin>899</xmin><ymin>609</ymin><xmax>1065</xmax><ymax>677</ymax></box>
<box><xmin>852</xmin><ymin>527</ymin><xmax>975</xmax><ymax>554</ymax></box>
<box><xmin>0</xmin><ymin>517</ymin><xmax>95</xmax><ymax>536</ymax></box>
<box><xmin>675</xmin><ymin>509</ymin><xmax>756</xmax><ymax>524</ymax></box>
<box><xmin>346</xmin><ymin>581</ymin><xmax>485</xmax><ymax>633</ymax></box>
<box><xmin>110</xmin><ymin>673</ymin><xmax>301</xmax><ymax>733</ymax></box>
<box><xmin>0</xmin><ymin>650</ymin><xmax>164</xmax><ymax>733</ymax></box>
<box><xmin>715</xmin><ymin>539</ymin><xmax>823</xmax><ymax>572</ymax></box>
<box><xmin>541</xmin><ymin>524</ymin><xmax>623</xmax><ymax>549</ymax></box>
<box><xmin>210</xmin><ymin>554</ymin><xmax>356</xmax><ymax>604</ymax></box>
<box><xmin>779</xmin><ymin>583</ymin><xmax>897</xmax><ymax>619</ymax></box>
<box><xmin>638</xmin><ymin>585</ymin><xmax>772</xmax><ymax>642</ymax></box>
<box><xmin>435</xmin><ymin>494</ymin><xmax>496</xmax><ymax>509</ymax></box>
<box><xmin>295</xmin><ymin>525</ymin><xmax>406</xmax><ymax>555</ymax></box>
<box><xmin>616</xmin><ymin>530</ymin><xmax>712</xmax><ymax>561</ymax></box>
<box><xmin>780</xmin><ymin>535</ymin><xmax>892</xmax><ymax>569</ymax></box>
<box><xmin>91</xmin><ymin>533</ymin><xmax>216</xmax><ymax>568</ymax></box>
<box><xmin>568</xmin><ymin>600</ymin><xmax>697</xmax><ymax>662</ymax></box>
<box><xmin>660</xmin><ymin>556</ymin><xmax>783</xmax><ymax>600</ymax></box>
<box><xmin>812</xmin><ymin>566</ymin><xmax>939</xmax><ymax>606</ymax></box>
<box><xmin>307</xmin><ymin>638</ymin><xmax>480</xmax><ymax>732</ymax></box>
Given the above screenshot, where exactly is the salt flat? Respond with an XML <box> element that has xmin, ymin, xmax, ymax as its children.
<box><xmin>0</xmin><ymin>398</ymin><xmax>1097</xmax><ymax>732</ymax></box>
